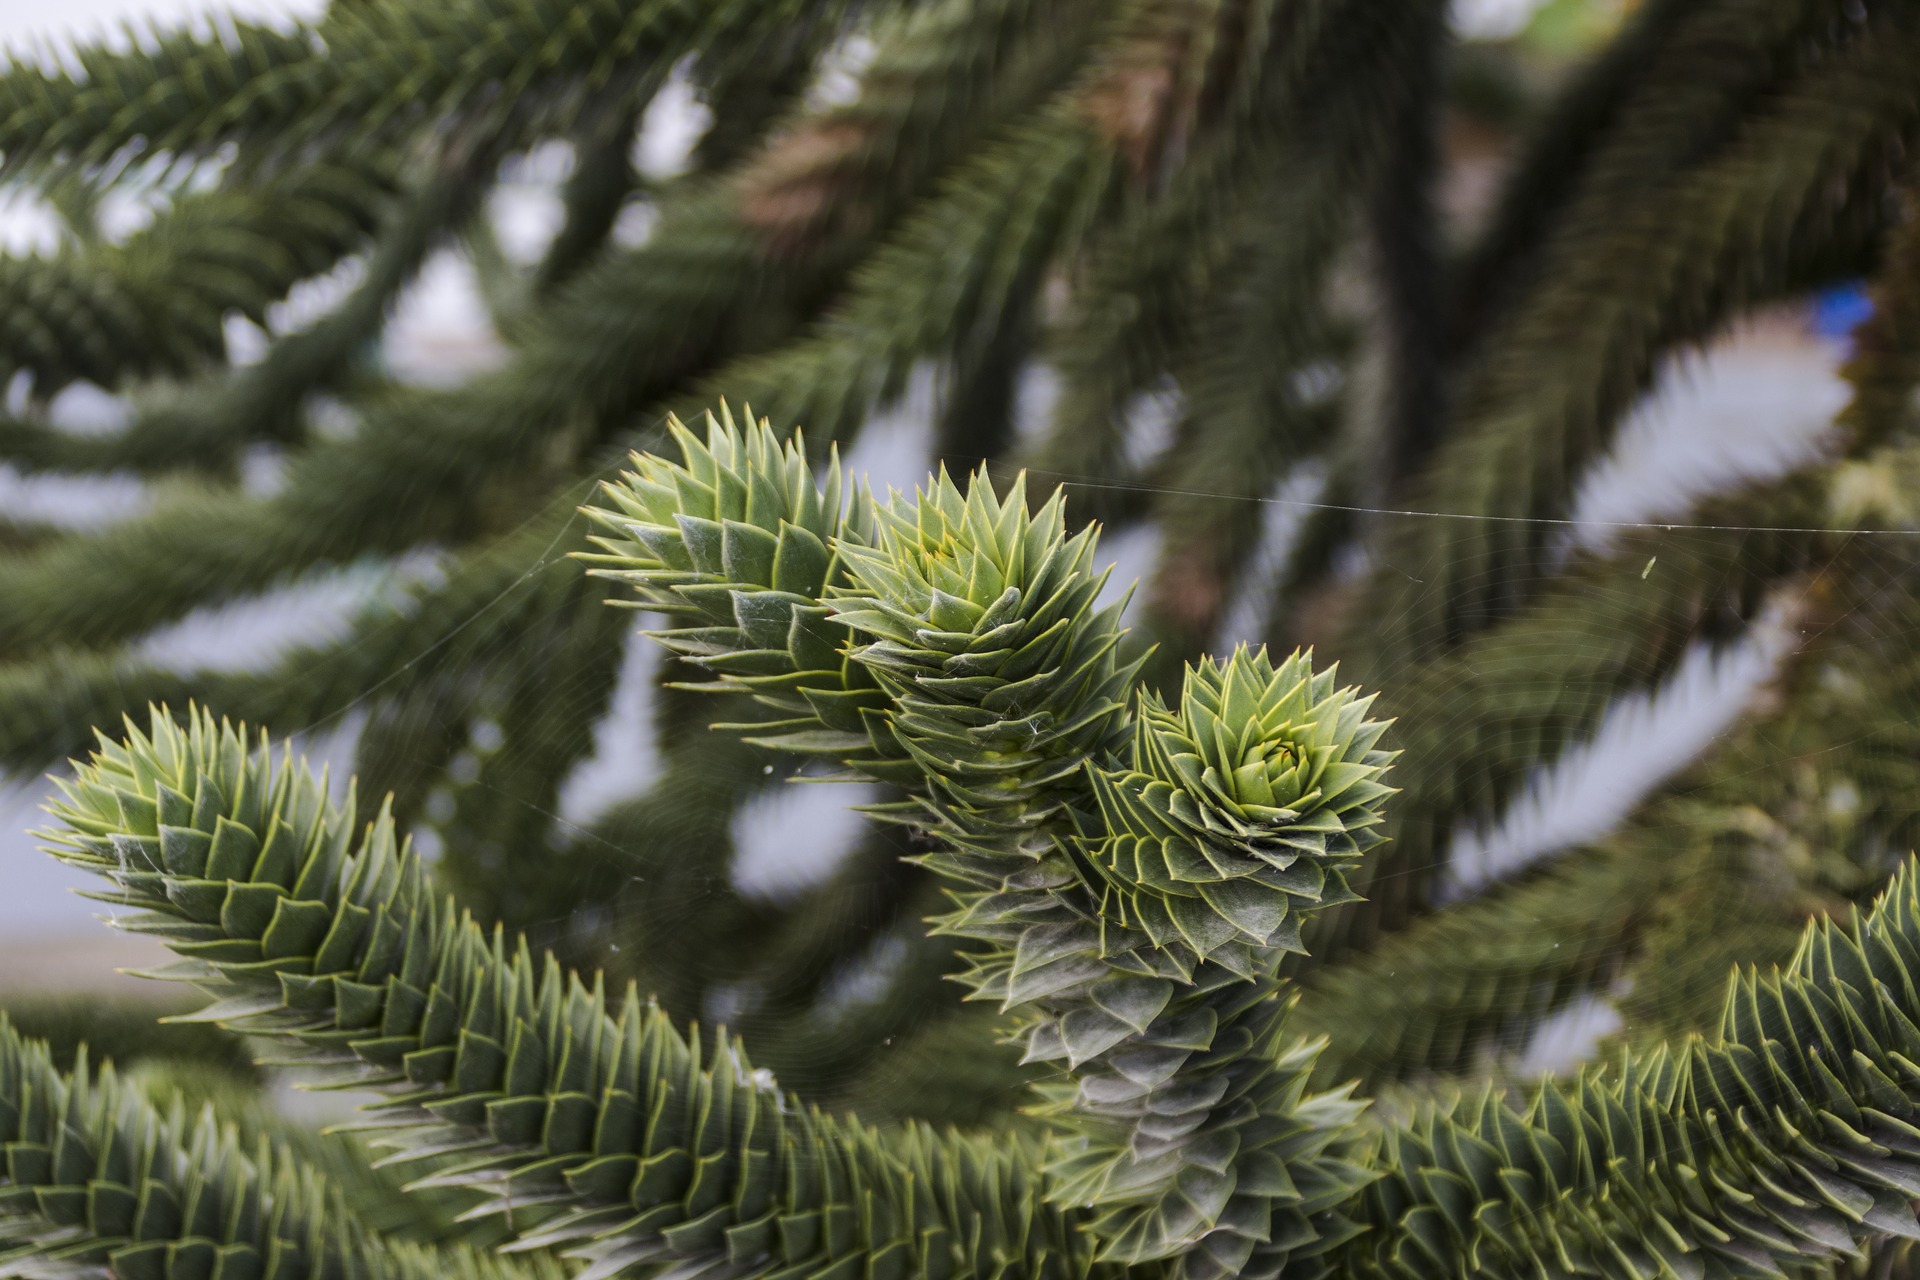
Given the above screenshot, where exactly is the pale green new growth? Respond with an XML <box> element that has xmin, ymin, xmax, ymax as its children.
<box><xmin>1086</xmin><ymin>649</ymin><xmax>1393</xmax><ymax>974</ymax></box>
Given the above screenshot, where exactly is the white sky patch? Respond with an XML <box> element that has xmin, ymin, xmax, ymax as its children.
<box><xmin>488</xmin><ymin>139</ymin><xmax>574</xmax><ymax>266</ymax></box>
<box><xmin>730</xmin><ymin>777</ymin><xmax>880</xmax><ymax>903</ymax></box>
<box><xmin>555</xmin><ymin>629</ymin><xmax>665</xmax><ymax>825</ymax></box>
<box><xmin>1512</xmin><ymin>992</ymin><xmax>1623</xmax><ymax>1079</ymax></box>
<box><xmin>0</xmin><ymin>0</ymin><xmax>321</xmax><ymax>63</ymax></box>
<box><xmin>633</xmin><ymin>60</ymin><xmax>710</xmax><ymax>181</ymax></box>
<box><xmin>1449</xmin><ymin>0</ymin><xmax>1550</xmax><ymax>39</ymax></box>
<box><xmin>839</xmin><ymin>363</ymin><xmax>938</xmax><ymax>498</ymax></box>
<box><xmin>806</xmin><ymin>33</ymin><xmax>876</xmax><ymax>112</ymax></box>
<box><xmin>0</xmin><ymin>464</ymin><xmax>149</xmax><ymax>527</ymax></box>
<box><xmin>0</xmin><ymin>186</ymin><xmax>63</xmax><ymax>256</ymax></box>
<box><xmin>380</xmin><ymin>249</ymin><xmax>508</xmax><ymax>385</ymax></box>
<box><xmin>1560</xmin><ymin>327</ymin><xmax>1847</xmax><ymax>556</ymax></box>
<box><xmin>610</xmin><ymin>200</ymin><xmax>659</xmax><ymax>250</ymax></box>
<box><xmin>0</xmin><ymin>774</ymin><xmax>96</xmax><ymax>933</ymax></box>
<box><xmin>499</xmin><ymin>137</ymin><xmax>576</xmax><ymax>187</ymax></box>
<box><xmin>240</xmin><ymin>442</ymin><xmax>287</xmax><ymax>497</ymax></box>
<box><xmin>1216</xmin><ymin>462</ymin><xmax>1328</xmax><ymax>650</ymax></box>
<box><xmin>95</xmin><ymin>185</ymin><xmax>166</xmax><ymax>242</ymax></box>
<box><xmin>269</xmin><ymin>253</ymin><xmax>367</xmax><ymax>335</ymax></box>
<box><xmin>46</xmin><ymin>381</ymin><xmax>130</xmax><ymax>433</ymax></box>
<box><xmin>194</xmin><ymin>163</ymin><xmax>569</xmax><ymax>390</ymax></box>
<box><xmin>225</xmin><ymin>253</ymin><xmax>368</xmax><ymax>364</ymax></box>
<box><xmin>222</xmin><ymin>313</ymin><xmax>270</xmax><ymax>365</ymax></box>
<box><xmin>129</xmin><ymin>559</ymin><xmax>425</xmax><ymax>675</ymax></box>
<box><xmin>1010</xmin><ymin>360</ymin><xmax>1061</xmax><ymax>454</ymax></box>
<box><xmin>1094</xmin><ymin>520</ymin><xmax>1162</xmax><ymax>627</ymax></box>
<box><xmin>489</xmin><ymin>183</ymin><xmax>567</xmax><ymax>267</ymax></box>
<box><xmin>818</xmin><ymin>931</ymin><xmax>910</xmax><ymax>1012</ymax></box>
<box><xmin>1292</xmin><ymin>359</ymin><xmax>1344</xmax><ymax>407</ymax></box>
<box><xmin>1121</xmin><ymin>380</ymin><xmax>1182</xmax><ymax>473</ymax></box>
<box><xmin>1441</xmin><ymin>322</ymin><xmax>1845</xmax><ymax>896</ymax></box>
<box><xmin>1445</xmin><ymin>600</ymin><xmax>1800</xmax><ymax>895</ymax></box>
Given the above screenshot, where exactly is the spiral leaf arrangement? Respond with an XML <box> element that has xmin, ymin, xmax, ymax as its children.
<box><xmin>34</xmin><ymin>710</ymin><xmax>1107</xmax><ymax>1279</ymax></box>
<box><xmin>28</xmin><ymin>407</ymin><xmax>1920</xmax><ymax>1280</ymax></box>
<box><xmin>579</xmin><ymin>405</ymin><xmax>891</xmax><ymax>765</ymax></box>
<box><xmin>585</xmin><ymin>410</ymin><xmax>1397</xmax><ymax>1277</ymax></box>
<box><xmin>1343</xmin><ymin>868</ymin><xmax>1920</xmax><ymax>1280</ymax></box>
<box><xmin>1085</xmin><ymin>649</ymin><xmax>1393</xmax><ymax>977</ymax></box>
<box><xmin>1043</xmin><ymin>650</ymin><xmax>1392</xmax><ymax>1278</ymax></box>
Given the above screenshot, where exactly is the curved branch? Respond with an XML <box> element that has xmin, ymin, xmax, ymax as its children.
<box><xmin>0</xmin><ymin>1017</ymin><xmax>556</xmax><ymax>1280</ymax></box>
<box><xmin>39</xmin><ymin>709</ymin><xmax>1110</xmax><ymax>1280</ymax></box>
<box><xmin>1337</xmin><ymin>858</ymin><xmax>1920</xmax><ymax>1280</ymax></box>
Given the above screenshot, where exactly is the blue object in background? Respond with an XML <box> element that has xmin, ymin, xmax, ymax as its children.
<box><xmin>1810</xmin><ymin>281</ymin><xmax>1874</xmax><ymax>340</ymax></box>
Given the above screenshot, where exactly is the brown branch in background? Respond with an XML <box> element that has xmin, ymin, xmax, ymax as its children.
<box><xmin>1079</xmin><ymin>0</ymin><xmax>1258</xmax><ymax>188</ymax></box>
<box><xmin>737</xmin><ymin>120</ymin><xmax>879</xmax><ymax>255</ymax></box>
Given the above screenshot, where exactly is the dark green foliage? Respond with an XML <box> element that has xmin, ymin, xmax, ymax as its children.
<box><xmin>830</xmin><ymin>1004</ymin><xmax>1037</xmax><ymax>1130</ymax></box>
<box><xmin>37</xmin><ymin>709</ymin><xmax>1109</xmax><ymax>1279</ymax></box>
<box><xmin>1337</xmin><ymin>861</ymin><xmax>1920</xmax><ymax>1280</ymax></box>
<box><xmin>1129</xmin><ymin>155</ymin><xmax>1347</xmax><ymax>669</ymax></box>
<box><xmin>0</xmin><ymin>1016</ymin><xmax>558</xmax><ymax>1280</ymax></box>
<box><xmin>11</xmin><ymin>0</ymin><xmax>1920</xmax><ymax>1275</ymax></box>
<box><xmin>0</xmin><ymin>159</ymin><xmax>387</xmax><ymax>395</ymax></box>
<box><xmin>0</xmin><ymin>997</ymin><xmax>257</xmax><ymax>1085</ymax></box>
<box><xmin>122</xmin><ymin>1058</ymin><xmax>510</xmax><ymax>1246</ymax></box>
<box><xmin>1333</xmin><ymin>473</ymin><xmax>1826</xmax><ymax>952</ymax></box>
<box><xmin>589</xmin><ymin>416</ymin><xmax>1392</xmax><ymax>1279</ymax></box>
<box><xmin>0</xmin><ymin>21</ymin><xmax>320</xmax><ymax>175</ymax></box>
<box><xmin>1354</xmin><ymin>7</ymin><xmax>1920</xmax><ymax>669</ymax></box>
<box><xmin>0</xmin><ymin>4</ymin><xmax>1116</xmax><ymax>1007</ymax></box>
<box><xmin>27</xmin><ymin>420</ymin><xmax>1920</xmax><ymax>1279</ymax></box>
<box><xmin>1305</xmin><ymin>529</ymin><xmax>1920</xmax><ymax>1088</ymax></box>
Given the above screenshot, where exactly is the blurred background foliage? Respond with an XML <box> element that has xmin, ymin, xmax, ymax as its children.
<box><xmin>3</xmin><ymin>0</ymin><xmax>1920</xmax><ymax>1220</ymax></box>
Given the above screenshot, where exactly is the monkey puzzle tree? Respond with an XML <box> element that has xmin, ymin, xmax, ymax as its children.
<box><xmin>6</xmin><ymin>0</ymin><xmax>1920</xmax><ymax>1273</ymax></box>
<box><xmin>14</xmin><ymin>414</ymin><xmax>1920</xmax><ymax>1280</ymax></box>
